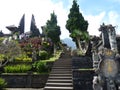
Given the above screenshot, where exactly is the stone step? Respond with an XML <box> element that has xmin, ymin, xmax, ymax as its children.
<box><xmin>49</xmin><ymin>74</ymin><xmax>72</xmax><ymax>77</ymax></box>
<box><xmin>55</xmin><ymin>61</ymin><xmax>71</xmax><ymax>62</ymax></box>
<box><xmin>54</xmin><ymin>61</ymin><xmax>71</xmax><ymax>63</ymax></box>
<box><xmin>53</xmin><ymin>65</ymin><xmax>72</xmax><ymax>67</ymax></box>
<box><xmin>48</xmin><ymin>76</ymin><xmax>72</xmax><ymax>79</ymax></box>
<box><xmin>50</xmin><ymin>71</ymin><xmax>72</xmax><ymax>74</ymax></box>
<box><xmin>44</xmin><ymin>86</ymin><xmax>73</xmax><ymax>90</ymax></box>
<box><xmin>52</xmin><ymin>67</ymin><xmax>72</xmax><ymax>69</ymax></box>
<box><xmin>51</xmin><ymin>69</ymin><xmax>71</xmax><ymax>71</ymax></box>
<box><xmin>46</xmin><ymin>82</ymin><xmax>73</xmax><ymax>87</ymax></box>
<box><xmin>51</xmin><ymin>69</ymin><xmax>72</xmax><ymax>71</ymax></box>
<box><xmin>51</xmin><ymin>71</ymin><xmax>71</xmax><ymax>73</ymax></box>
<box><xmin>56</xmin><ymin>59</ymin><xmax>71</xmax><ymax>60</ymax></box>
<box><xmin>47</xmin><ymin>79</ymin><xmax>73</xmax><ymax>83</ymax></box>
<box><xmin>55</xmin><ymin>60</ymin><xmax>71</xmax><ymax>62</ymax></box>
<box><xmin>54</xmin><ymin>60</ymin><xmax>71</xmax><ymax>63</ymax></box>
<box><xmin>44</xmin><ymin>54</ymin><xmax>73</xmax><ymax>90</ymax></box>
<box><xmin>53</xmin><ymin>62</ymin><xmax>71</xmax><ymax>64</ymax></box>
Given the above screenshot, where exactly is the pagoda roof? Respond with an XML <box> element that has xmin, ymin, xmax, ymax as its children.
<box><xmin>6</xmin><ymin>25</ymin><xmax>18</xmax><ymax>32</ymax></box>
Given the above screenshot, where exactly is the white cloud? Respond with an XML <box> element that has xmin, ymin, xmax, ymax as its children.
<box><xmin>115</xmin><ymin>0</ymin><xmax>120</xmax><ymax>2</ymax></box>
<box><xmin>104</xmin><ymin>11</ymin><xmax>120</xmax><ymax>35</ymax></box>
<box><xmin>108</xmin><ymin>11</ymin><xmax>119</xmax><ymax>25</ymax></box>
<box><xmin>0</xmin><ymin>0</ymin><xmax>70</xmax><ymax>39</ymax></box>
<box><xmin>85</xmin><ymin>12</ymin><xmax>106</xmax><ymax>36</ymax></box>
<box><xmin>2</xmin><ymin>0</ymin><xmax>120</xmax><ymax>40</ymax></box>
<box><xmin>107</xmin><ymin>0</ymin><xmax>120</xmax><ymax>3</ymax></box>
<box><xmin>85</xmin><ymin>10</ymin><xmax>120</xmax><ymax>36</ymax></box>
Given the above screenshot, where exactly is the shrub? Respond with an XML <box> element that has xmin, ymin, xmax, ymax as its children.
<box><xmin>19</xmin><ymin>37</ymin><xmax>42</xmax><ymax>51</ymax></box>
<box><xmin>0</xmin><ymin>37</ymin><xmax>4</xmax><ymax>43</ymax></box>
<box><xmin>0</xmin><ymin>40</ymin><xmax>22</xmax><ymax>62</ymax></box>
<box><xmin>32</xmin><ymin>61</ymin><xmax>49</xmax><ymax>73</ymax></box>
<box><xmin>4</xmin><ymin>64</ymin><xmax>31</xmax><ymax>73</ymax></box>
<box><xmin>39</xmin><ymin>50</ymin><xmax>48</xmax><ymax>60</ymax></box>
<box><xmin>15</xmin><ymin>54</ymin><xmax>32</xmax><ymax>62</ymax></box>
<box><xmin>0</xmin><ymin>78</ymin><xmax>7</xmax><ymax>89</ymax></box>
<box><xmin>23</xmin><ymin>57</ymin><xmax>32</xmax><ymax>62</ymax></box>
<box><xmin>0</xmin><ymin>54</ymin><xmax>5</xmax><ymax>61</ymax></box>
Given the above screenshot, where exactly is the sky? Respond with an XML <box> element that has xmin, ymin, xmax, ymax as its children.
<box><xmin>0</xmin><ymin>0</ymin><xmax>120</xmax><ymax>39</ymax></box>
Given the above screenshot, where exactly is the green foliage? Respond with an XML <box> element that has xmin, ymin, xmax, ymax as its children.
<box><xmin>39</xmin><ymin>50</ymin><xmax>48</xmax><ymax>60</ymax></box>
<box><xmin>41</xmin><ymin>50</ymin><xmax>62</xmax><ymax>62</ymax></box>
<box><xmin>79</xmin><ymin>68</ymin><xmax>94</xmax><ymax>71</ymax></box>
<box><xmin>22</xmin><ymin>57</ymin><xmax>32</xmax><ymax>62</ymax></box>
<box><xmin>81</xmin><ymin>31</ymin><xmax>90</xmax><ymax>41</ymax></box>
<box><xmin>66</xmin><ymin>0</ymin><xmax>88</xmax><ymax>37</ymax></box>
<box><xmin>0</xmin><ymin>54</ymin><xmax>5</xmax><ymax>61</ymax></box>
<box><xmin>0</xmin><ymin>78</ymin><xmax>7</xmax><ymax>89</ymax></box>
<box><xmin>15</xmin><ymin>54</ymin><xmax>32</xmax><ymax>62</ymax></box>
<box><xmin>66</xmin><ymin>0</ymin><xmax>88</xmax><ymax>33</ymax></box>
<box><xmin>0</xmin><ymin>40</ymin><xmax>22</xmax><ymax>61</ymax></box>
<box><xmin>19</xmin><ymin>37</ymin><xmax>42</xmax><ymax>59</ymax></box>
<box><xmin>44</xmin><ymin>12</ymin><xmax>61</xmax><ymax>44</ymax></box>
<box><xmin>32</xmin><ymin>50</ymin><xmax>62</xmax><ymax>73</ymax></box>
<box><xmin>32</xmin><ymin>61</ymin><xmax>49</xmax><ymax>73</ymax></box>
<box><xmin>70</xmin><ymin>29</ymin><xmax>82</xmax><ymax>38</ymax></box>
<box><xmin>4</xmin><ymin>64</ymin><xmax>31</xmax><ymax>73</ymax></box>
<box><xmin>66</xmin><ymin>0</ymin><xmax>89</xmax><ymax>50</ymax></box>
<box><xmin>42</xmin><ymin>41</ymin><xmax>50</xmax><ymax>49</ymax></box>
<box><xmin>76</xmin><ymin>49</ymin><xmax>85</xmax><ymax>56</ymax></box>
<box><xmin>0</xmin><ymin>37</ymin><xmax>4</xmax><ymax>43</ymax></box>
<box><xmin>47</xmin><ymin>26</ymin><xmax>61</xmax><ymax>43</ymax></box>
<box><xmin>70</xmin><ymin>30</ymin><xmax>89</xmax><ymax>41</ymax></box>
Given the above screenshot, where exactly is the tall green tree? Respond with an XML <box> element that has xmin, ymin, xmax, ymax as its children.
<box><xmin>66</xmin><ymin>0</ymin><xmax>89</xmax><ymax>53</ymax></box>
<box><xmin>45</xmin><ymin>12</ymin><xmax>61</xmax><ymax>52</ymax></box>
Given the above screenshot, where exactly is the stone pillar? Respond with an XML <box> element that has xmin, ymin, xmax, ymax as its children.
<box><xmin>108</xmin><ymin>27</ymin><xmax>118</xmax><ymax>52</ymax></box>
<box><xmin>99</xmin><ymin>24</ymin><xmax>111</xmax><ymax>49</ymax></box>
<box><xmin>92</xmin><ymin>51</ymin><xmax>99</xmax><ymax>70</ymax></box>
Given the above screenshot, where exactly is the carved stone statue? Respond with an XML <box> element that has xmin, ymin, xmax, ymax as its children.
<box><xmin>92</xmin><ymin>23</ymin><xmax>120</xmax><ymax>90</ymax></box>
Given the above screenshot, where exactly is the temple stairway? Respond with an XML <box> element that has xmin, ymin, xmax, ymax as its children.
<box><xmin>44</xmin><ymin>52</ymin><xmax>73</xmax><ymax>90</ymax></box>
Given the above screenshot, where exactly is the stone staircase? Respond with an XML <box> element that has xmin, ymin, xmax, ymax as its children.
<box><xmin>44</xmin><ymin>53</ymin><xmax>73</xmax><ymax>90</ymax></box>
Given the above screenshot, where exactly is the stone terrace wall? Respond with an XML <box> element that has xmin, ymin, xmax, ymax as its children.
<box><xmin>1</xmin><ymin>73</ymin><xmax>49</xmax><ymax>88</ymax></box>
<box><xmin>72</xmin><ymin>56</ymin><xmax>94</xmax><ymax>90</ymax></box>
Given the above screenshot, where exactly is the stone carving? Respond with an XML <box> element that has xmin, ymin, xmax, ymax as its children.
<box><xmin>92</xmin><ymin>24</ymin><xmax>120</xmax><ymax>90</ymax></box>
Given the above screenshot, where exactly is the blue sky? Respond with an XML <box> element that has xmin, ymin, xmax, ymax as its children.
<box><xmin>78</xmin><ymin>0</ymin><xmax>120</xmax><ymax>36</ymax></box>
<box><xmin>81</xmin><ymin>0</ymin><xmax>120</xmax><ymax>16</ymax></box>
<box><xmin>0</xmin><ymin>0</ymin><xmax>120</xmax><ymax>39</ymax></box>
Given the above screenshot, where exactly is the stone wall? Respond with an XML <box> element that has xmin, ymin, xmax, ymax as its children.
<box><xmin>0</xmin><ymin>59</ymin><xmax>54</xmax><ymax>88</ymax></box>
<box><xmin>72</xmin><ymin>56</ymin><xmax>94</xmax><ymax>90</ymax></box>
<box><xmin>72</xmin><ymin>56</ymin><xmax>93</xmax><ymax>69</ymax></box>
<box><xmin>116</xmin><ymin>36</ymin><xmax>120</xmax><ymax>54</ymax></box>
<box><xmin>1</xmin><ymin>73</ymin><xmax>49</xmax><ymax>88</ymax></box>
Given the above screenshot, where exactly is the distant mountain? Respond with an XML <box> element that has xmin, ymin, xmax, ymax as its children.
<box><xmin>62</xmin><ymin>38</ymin><xmax>76</xmax><ymax>49</ymax></box>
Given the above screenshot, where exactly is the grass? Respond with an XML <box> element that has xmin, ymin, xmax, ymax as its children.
<box><xmin>78</xmin><ymin>68</ymin><xmax>94</xmax><ymax>71</ymax></box>
<box><xmin>40</xmin><ymin>50</ymin><xmax>62</xmax><ymax>63</ymax></box>
<box><xmin>33</xmin><ymin>72</ymin><xmax>49</xmax><ymax>75</ymax></box>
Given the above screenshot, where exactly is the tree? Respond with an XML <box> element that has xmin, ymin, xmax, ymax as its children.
<box><xmin>44</xmin><ymin>12</ymin><xmax>61</xmax><ymax>52</ymax></box>
<box><xmin>30</xmin><ymin>14</ymin><xmax>40</xmax><ymax>37</ymax></box>
<box><xmin>66</xmin><ymin>0</ymin><xmax>89</xmax><ymax>53</ymax></box>
<box><xmin>0</xmin><ymin>40</ymin><xmax>21</xmax><ymax>67</ymax></box>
